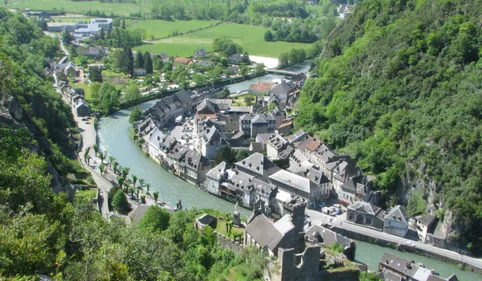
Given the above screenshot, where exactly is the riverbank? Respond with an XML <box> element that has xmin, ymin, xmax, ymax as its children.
<box><xmin>331</xmin><ymin>224</ymin><xmax>482</xmax><ymax>275</ymax></box>
<box><xmin>119</xmin><ymin>71</ymin><xmax>270</xmax><ymax>110</ymax></box>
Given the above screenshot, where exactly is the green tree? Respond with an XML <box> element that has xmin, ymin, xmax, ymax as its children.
<box><xmin>153</xmin><ymin>191</ymin><xmax>159</xmax><ymax>203</ymax></box>
<box><xmin>213</xmin><ymin>146</ymin><xmax>237</xmax><ymax>165</ymax></box>
<box><xmin>264</xmin><ymin>30</ymin><xmax>274</xmax><ymax>41</ymax></box>
<box><xmin>235</xmin><ymin>150</ymin><xmax>250</xmax><ymax>161</ymax></box>
<box><xmin>124</xmin><ymin>84</ymin><xmax>141</xmax><ymax>103</ymax></box>
<box><xmin>62</xmin><ymin>31</ymin><xmax>73</xmax><ymax>45</ymax></box>
<box><xmin>111</xmin><ymin>189</ymin><xmax>130</xmax><ymax>213</ymax></box>
<box><xmin>240</xmin><ymin>65</ymin><xmax>249</xmax><ymax>77</ymax></box>
<box><xmin>129</xmin><ymin>106</ymin><xmax>143</xmax><ymax>123</ymax></box>
<box><xmin>122</xmin><ymin>167</ymin><xmax>130</xmax><ymax>178</ymax></box>
<box><xmin>88</xmin><ymin>66</ymin><xmax>103</xmax><ymax>83</ymax></box>
<box><xmin>139</xmin><ymin>205</ymin><xmax>170</xmax><ymax>231</ymax></box>
<box><xmin>144</xmin><ymin>51</ymin><xmax>153</xmax><ymax>74</ymax></box>
<box><xmin>255</xmin><ymin>63</ymin><xmax>265</xmax><ymax>74</ymax></box>
<box><xmin>131</xmin><ymin>174</ymin><xmax>138</xmax><ymax>189</ymax></box>
<box><xmin>99</xmin><ymin>163</ymin><xmax>105</xmax><ymax>175</ymax></box>
<box><xmin>135</xmin><ymin>51</ymin><xmax>144</xmax><ymax>69</ymax></box>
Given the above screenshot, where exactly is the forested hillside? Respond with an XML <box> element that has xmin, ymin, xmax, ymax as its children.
<box><xmin>0</xmin><ymin>9</ymin><xmax>266</xmax><ymax>280</ymax></box>
<box><xmin>296</xmin><ymin>0</ymin><xmax>482</xmax><ymax>253</ymax></box>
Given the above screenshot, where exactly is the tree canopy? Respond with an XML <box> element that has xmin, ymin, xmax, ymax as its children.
<box><xmin>296</xmin><ymin>0</ymin><xmax>482</xmax><ymax>253</ymax></box>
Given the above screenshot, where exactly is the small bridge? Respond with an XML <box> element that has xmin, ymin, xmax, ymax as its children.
<box><xmin>265</xmin><ymin>68</ymin><xmax>303</xmax><ymax>76</ymax></box>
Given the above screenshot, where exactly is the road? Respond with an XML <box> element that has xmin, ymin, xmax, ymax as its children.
<box><xmin>305</xmin><ymin>209</ymin><xmax>482</xmax><ymax>271</ymax></box>
<box><xmin>51</xmin><ymin>33</ymin><xmax>112</xmax><ymax>219</ymax></box>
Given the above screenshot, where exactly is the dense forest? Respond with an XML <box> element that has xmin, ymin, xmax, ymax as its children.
<box><xmin>296</xmin><ymin>0</ymin><xmax>482</xmax><ymax>253</ymax></box>
<box><xmin>0</xmin><ymin>9</ymin><xmax>266</xmax><ymax>280</ymax></box>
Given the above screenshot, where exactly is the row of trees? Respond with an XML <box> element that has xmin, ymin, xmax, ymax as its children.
<box><xmin>278</xmin><ymin>48</ymin><xmax>307</xmax><ymax>68</ymax></box>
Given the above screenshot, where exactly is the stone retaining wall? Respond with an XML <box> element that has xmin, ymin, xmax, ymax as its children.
<box><xmin>214</xmin><ymin>231</ymin><xmax>244</xmax><ymax>253</ymax></box>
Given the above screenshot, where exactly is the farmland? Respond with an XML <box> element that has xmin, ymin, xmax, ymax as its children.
<box><xmin>7</xmin><ymin>0</ymin><xmax>141</xmax><ymax>16</ymax></box>
<box><xmin>134</xmin><ymin>23</ymin><xmax>312</xmax><ymax>58</ymax></box>
<box><xmin>128</xmin><ymin>19</ymin><xmax>219</xmax><ymax>40</ymax></box>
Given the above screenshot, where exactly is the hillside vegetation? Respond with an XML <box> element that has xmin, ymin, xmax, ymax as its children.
<box><xmin>296</xmin><ymin>0</ymin><xmax>482</xmax><ymax>253</ymax></box>
<box><xmin>0</xmin><ymin>9</ymin><xmax>266</xmax><ymax>280</ymax></box>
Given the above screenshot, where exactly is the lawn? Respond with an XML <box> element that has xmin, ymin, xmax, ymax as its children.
<box><xmin>76</xmin><ymin>188</ymin><xmax>98</xmax><ymax>201</ymax></box>
<box><xmin>74</xmin><ymin>82</ymin><xmax>92</xmax><ymax>100</ymax></box>
<box><xmin>134</xmin><ymin>23</ymin><xmax>312</xmax><ymax>58</ymax></box>
<box><xmin>232</xmin><ymin>94</ymin><xmax>256</xmax><ymax>106</ymax></box>
<box><xmin>7</xmin><ymin>0</ymin><xmax>141</xmax><ymax>16</ymax></box>
<box><xmin>128</xmin><ymin>19</ymin><xmax>218</xmax><ymax>40</ymax></box>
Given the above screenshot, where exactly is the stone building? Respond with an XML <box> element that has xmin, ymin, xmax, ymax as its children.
<box><xmin>347</xmin><ymin>201</ymin><xmax>384</xmax><ymax>229</ymax></box>
<box><xmin>383</xmin><ymin>205</ymin><xmax>409</xmax><ymax>237</ymax></box>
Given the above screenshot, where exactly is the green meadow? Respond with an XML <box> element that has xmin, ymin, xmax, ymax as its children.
<box><xmin>7</xmin><ymin>0</ymin><xmax>141</xmax><ymax>16</ymax></box>
<box><xmin>128</xmin><ymin>19</ymin><xmax>219</xmax><ymax>40</ymax></box>
<box><xmin>134</xmin><ymin>23</ymin><xmax>312</xmax><ymax>58</ymax></box>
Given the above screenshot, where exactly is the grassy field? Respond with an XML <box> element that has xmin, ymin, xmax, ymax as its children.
<box><xmin>128</xmin><ymin>19</ymin><xmax>218</xmax><ymax>40</ymax></box>
<box><xmin>7</xmin><ymin>0</ymin><xmax>141</xmax><ymax>16</ymax></box>
<box><xmin>134</xmin><ymin>23</ymin><xmax>312</xmax><ymax>58</ymax></box>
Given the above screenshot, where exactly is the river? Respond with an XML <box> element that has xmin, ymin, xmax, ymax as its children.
<box><xmin>97</xmin><ymin>62</ymin><xmax>481</xmax><ymax>281</ymax></box>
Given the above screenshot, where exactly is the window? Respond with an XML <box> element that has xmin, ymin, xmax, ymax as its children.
<box><xmin>348</xmin><ymin>213</ymin><xmax>353</xmax><ymax>220</ymax></box>
<box><xmin>366</xmin><ymin>217</ymin><xmax>372</xmax><ymax>224</ymax></box>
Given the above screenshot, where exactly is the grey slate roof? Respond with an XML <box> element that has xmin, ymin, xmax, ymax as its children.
<box><xmin>379</xmin><ymin>269</ymin><xmax>402</xmax><ymax>281</ymax></box>
<box><xmin>184</xmin><ymin>149</ymin><xmax>203</xmax><ymax>170</ymax></box>
<box><xmin>305</xmin><ymin>225</ymin><xmax>352</xmax><ymax>247</ymax></box>
<box><xmin>252</xmin><ymin>178</ymin><xmax>276</xmax><ymax>196</ymax></box>
<box><xmin>251</xmin><ymin>114</ymin><xmax>267</xmax><ymax>124</ymax></box>
<box><xmin>348</xmin><ymin>201</ymin><xmax>382</xmax><ymax>217</ymax></box>
<box><xmin>269</xmin><ymin>169</ymin><xmax>313</xmax><ymax>194</ymax></box>
<box><xmin>249</xmin><ymin>142</ymin><xmax>265</xmax><ymax>152</ymax></box>
<box><xmin>379</xmin><ymin>252</ymin><xmax>451</xmax><ymax>281</ymax></box>
<box><xmin>196</xmin><ymin>60</ymin><xmax>214</xmax><ymax>67</ymax></box>
<box><xmin>196</xmin><ymin>213</ymin><xmax>217</xmax><ymax>226</ymax></box>
<box><xmin>174</xmin><ymin>90</ymin><xmax>193</xmax><ymax>106</ymax></box>
<box><xmin>307</xmin><ymin>167</ymin><xmax>330</xmax><ymax>185</ymax></box>
<box><xmin>384</xmin><ymin>205</ymin><xmax>409</xmax><ymax>224</ymax></box>
<box><xmin>206</xmin><ymin>161</ymin><xmax>227</xmax><ymax>179</ymax></box>
<box><xmin>245</xmin><ymin>214</ymin><xmax>284</xmax><ymax>251</ymax></box>
<box><xmin>197</xmin><ymin>99</ymin><xmax>218</xmax><ymax>114</ymax></box>
<box><xmin>268</xmin><ymin>133</ymin><xmax>288</xmax><ymax>150</ymax></box>
<box><xmin>278</xmin><ymin>144</ymin><xmax>294</xmax><ymax>159</ymax></box>
<box><xmin>270</xmin><ymin>80</ymin><xmax>297</xmax><ymax>95</ymax></box>
<box><xmin>256</xmin><ymin>133</ymin><xmax>271</xmax><ymax>144</ymax></box>
<box><xmin>235</xmin><ymin>152</ymin><xmax>280</xmax><ymax>178</ymax></box>
<box><xmin>417</xmin><ymin>214</ymin><xmax>436</xmax><ymax>227</ymax></box>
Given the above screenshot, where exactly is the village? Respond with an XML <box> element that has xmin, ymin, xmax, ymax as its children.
<box><xmin>125</xmin><ymin>63</ymin><xmax>468</xmax><ymax>280</ymax></box>
<box><xmin>31</xmin><ymin>7</ymin><xmax>477</xmax><ymax>280</ymax></box>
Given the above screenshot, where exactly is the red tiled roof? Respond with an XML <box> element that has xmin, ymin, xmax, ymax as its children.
<box><xmin>174</xmin><ymin>57</ymin><xmax>192</xmax><ymax>65</ymax></box>
<box><xmin>196</xmin><ymin>113</ymin><xmax>217</xmax><ymax>120</ymax></box>
<box><xmin>279</xmin><ymin>121</ymin><xmax>293</xmax><ymax>128</ymax></box>
<box><xmin>305</xmin><ymin>140</ymin><xmax>321</xmax><ymax>152</ymax></box>
<box><xmin>249</xmin><ymin>82</ymin><xmax>272</xmax><ymax>93</ymax></box>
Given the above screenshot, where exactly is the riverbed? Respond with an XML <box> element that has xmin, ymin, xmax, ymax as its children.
<box><xmin>97</xmin><ymin>63</ymin><xmax>481</xmax><ymax>281</ymax></box>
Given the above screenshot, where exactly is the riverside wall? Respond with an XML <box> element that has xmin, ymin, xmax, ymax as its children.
<box><xmin>330</xmin><ymin>226</ymin><xmax>482</xmax><ymax>274</ymax></box>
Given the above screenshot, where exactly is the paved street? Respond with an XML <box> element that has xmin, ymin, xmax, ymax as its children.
<box><xmin>305</xmin><ymin>209</ymin><xmax>482</xmax><ymax>271</ymax></box>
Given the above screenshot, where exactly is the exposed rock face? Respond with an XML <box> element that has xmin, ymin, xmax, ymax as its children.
<box><xmin>1</xmin><ymin>96</ymin><xmax>67</xmax><ymax>195</ymax></box>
